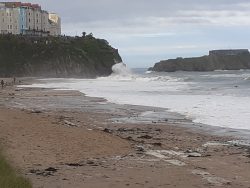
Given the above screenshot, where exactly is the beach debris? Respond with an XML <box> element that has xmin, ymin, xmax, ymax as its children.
<box><xmin>146</xmin><ymin>150</ymin><xmax>169</xmax><ymax>159</ymax></box>
<box><xmin>138</xmin><ymin>135</ymin><xmax>152</xmax><ymax>139</ymax></box>
<box><xmin>192</xmin><ymin>169</ymin><xmax>231</xmax><ymax>186</ymax></box>
<box><xmin>244</xmin><ymin>154</ymin><xmax>250</xmax><ymax>158</ymax></box>
<box><xmin>227</xmin><ymin>140</ymin><xmax>250</xmax><ymax>147</ymax></box>
<box><xmin>165</xmin><ymin>159</ymin><xmax>186</xmax><ymax>166</ymax></box>
<box><xmin>29</xmin><ymin>167</ymin><xmax>58</xmax><ymax>177</ymax></box>
<box><xmin>31</xmin><ymin>109</ymin><xmax>42</xmax><ymax>114</ymax></box>
<box><xmin>151</xmin><ymin>142</ymin><xmax>162</xmax><ymax>147</ymax></box>
<box><xmin>185</xmin><ymin>150</ymin><xmax>202</xmax><ymax>157</ymax></box>
<box><xmin>66</xmin><ymin>163</ymin><xmax>84</xmax><ymax>167</ymax></box>
<box><xmin>187</xmin><ymin>152</ymin><xmax>202</xmax><ymax>157</ymax></box>
<box><xmin>117</xmin><ymin>128</ymin><xmax>133</xmax><ymax>132</ymax></box>
<box><xmin>45</xmin><ymin>167</ymin><xmax>57</xmax><ymax>172</ymax></box>
<box><xmin>125</xmin><ymin>136</ymin><xmax>136</xmax><ymax>142</ymax></box>
<box><xmin>203</xmin><ymin>141</ymin><xmax>229</xmax><ymax>147</ymax></box>
<box><xmin>64</xmin><ymin>120</ymin><xmax>78</xmax><ymax>127</ymax></box>
<box><xmin>135</xmin><ymin>145</ymin><xmax>146</xmax><ymax>152</ymax></box>
<box><xmin>103</xmin><ymin>128</ymin><xmax>112</xmax><ymax>133</ymax></box>
<box><xmin>86</xmin><ymin>159</ymin><xmax>101</xmax><ymax>166</ymax></box>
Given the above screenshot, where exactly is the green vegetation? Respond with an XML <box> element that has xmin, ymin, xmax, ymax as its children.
<box><xmin>0</xmin><ymin>33</ymin><xmax>122</xmax><ymax>77</ymax></box>
<box><xmin>0</xmin><ymin>150</ymin><xmax>32</xmax><ymax>188</ymax></box>
<box><xmin>150</xmin><ymin>53</ymin><xmax>250</xmax><ymax>72</ymax></box>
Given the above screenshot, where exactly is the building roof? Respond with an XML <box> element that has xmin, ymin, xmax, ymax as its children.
<box><xmin>0</xmin><ymin>2</ymin><xmax>41</xmax><ymax>10</ymax></box>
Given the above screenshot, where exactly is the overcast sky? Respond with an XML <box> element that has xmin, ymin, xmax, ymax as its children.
<box><xmin>9</xmin><ymin>0</ymin><xmax>250</xmax><ymax>67</ymax></box>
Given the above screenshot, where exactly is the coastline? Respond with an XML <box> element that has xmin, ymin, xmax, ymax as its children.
<box><xmin>0</xmin><ymin>78</ymin><xmax>250</xmax><ymax>188</ymax></box>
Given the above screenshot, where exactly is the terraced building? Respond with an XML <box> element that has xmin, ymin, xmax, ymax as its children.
<box><xmin>0</xmin><ymin>2</ymin><xmax>61</xmax><ymax>36</ymax></box>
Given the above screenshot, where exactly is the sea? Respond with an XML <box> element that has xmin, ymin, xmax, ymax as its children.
<box><xmin>26</xmin><ymin>63</ymin><xmax>250</xmax><ymax>131</ymax></box>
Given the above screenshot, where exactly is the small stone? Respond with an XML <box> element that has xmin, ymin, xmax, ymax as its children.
<box><xmin>31</xmin><ymin>110</ymin><xmax>42</xmax><ymax>114</ymax></box>
<box><xmin>45</xmin><ymin>167</ymin><xmax>57</xmax><ymax>172</ymax></box>
<box><xmin>187</xmin><ymin>153</ymin><xmax>202</xmax><ymax>157</ymax></box>
<box><xmin>138</xmin><ymin>135</ymin><xmax>152</xmax><ymax>139</ymax></box>
<box><xmin>152</xmin><ymin>142</ymin><xmax>162</xmax><ymax>146</ymax></box>
<box><xmin>135</xmin><ymin>145</ymin><xmax>145</xmax><ymax>152</ymax></box>
<box><xmin>103</xmin><ymin>128</ymin><xmax>112</xmax><ymax>133</ymax></box>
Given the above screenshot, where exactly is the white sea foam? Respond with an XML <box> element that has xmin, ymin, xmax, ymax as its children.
<box><xmin>21</xmin><ymin>64</ymin><xmax>250</xmax><ymax>131</ymax></box>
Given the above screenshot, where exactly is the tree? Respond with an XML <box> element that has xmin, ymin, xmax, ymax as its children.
<box><xmin>82</xmin><ymin>32</ymin><xmax>86</xmax><ymax>38</ymax></box>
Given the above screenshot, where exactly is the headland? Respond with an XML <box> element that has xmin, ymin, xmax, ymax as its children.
<box><xmin>150</xmin><ymin>49</ymin><xmax>250</xmax><ymax>72</ymax></box>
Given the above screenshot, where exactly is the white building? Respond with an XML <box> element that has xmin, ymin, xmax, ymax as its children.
<box><xmin>48</xmin><ymin>13</ymin><xmax>61</xmax><ymax>36</ymax></box>
<box><xmin>0</xmin><ymin>2</ymin><xmax>61</xmax><ymax>36</ymax></box>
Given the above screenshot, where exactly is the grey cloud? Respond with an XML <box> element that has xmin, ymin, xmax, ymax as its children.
<box><xmin>9</xmin><ymin>0</ymin><xmax>249</xmax><ymax>22</ymax></box>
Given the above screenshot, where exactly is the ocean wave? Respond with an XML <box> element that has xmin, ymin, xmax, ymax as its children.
<box><xmin>243</xmin><ymin>77</ymin><xmax>250</xmax><ymax>80</ymax></box>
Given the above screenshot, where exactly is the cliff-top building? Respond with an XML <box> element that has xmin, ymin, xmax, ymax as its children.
<box><xmin>0</xmin><ymin>2</ymin><xmax>61</xmax><ymax>36</ymax></box>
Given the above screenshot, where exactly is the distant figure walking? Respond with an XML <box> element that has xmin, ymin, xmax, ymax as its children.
<box><xmin>13</xmin><ymin>77</ymin><xmax>16</xmax><ymax>84</ymax></box>
<box><xmin>1</xmin><ymin>80</ymin><xmax>4</xmax><ymax>89</ymax></box>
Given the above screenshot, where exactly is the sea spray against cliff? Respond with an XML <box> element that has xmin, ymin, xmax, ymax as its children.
<box><xmin>112</xmin><ymin>63</ymin><xmax>131</xmax><ymax>76</ymax></box>
<box><xmin>99</xmin><ymin>63</ymin><xmax>137</xmax><ymax>81</ymax></box>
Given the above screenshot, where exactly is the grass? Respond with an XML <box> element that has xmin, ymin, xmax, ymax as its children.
<box><xmin>0</xmin><ymin>151</ymin><xmax>32</xmax><ymax>188</ymax></box>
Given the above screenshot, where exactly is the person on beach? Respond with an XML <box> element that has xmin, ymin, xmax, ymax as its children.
<box><xmin>13</xmin><ymin>77</ymin><xmax>16</xmax><ymax>84</ymax></box>
<box><xmin>1</xmin><ymin>80</ymin><xmax>4</xmax><ymax>89</ymax></box>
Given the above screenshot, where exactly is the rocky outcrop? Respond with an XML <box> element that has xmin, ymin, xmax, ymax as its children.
<box><xmin>149</xmin><ymin>50</ymin><xmax>250</xmax><ymax>72</ymax></box>
<box><xmin>0</xmin><ymin>34</ymin><xmax>122</xmax><ymax>78</ymax></box>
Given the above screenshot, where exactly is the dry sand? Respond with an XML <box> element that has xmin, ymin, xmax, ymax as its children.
<box><xmin>0</xmin><ymin>78</ymin><xmax>250</xmax><ymax>188</ymax></box>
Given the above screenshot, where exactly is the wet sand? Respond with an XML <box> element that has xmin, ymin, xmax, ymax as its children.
<box><xmin>0</xmin><ymin>78</ymin><xmax>250</xmax><ymax>188</ymax></box>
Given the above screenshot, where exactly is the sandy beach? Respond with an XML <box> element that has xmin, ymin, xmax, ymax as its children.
<box><xmin>0</xmin><ymin>78</ymin><xmax>250</xmax><ymax>188</ymax></box>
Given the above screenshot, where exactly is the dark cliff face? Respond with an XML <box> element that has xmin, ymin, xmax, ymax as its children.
<box><xmin>150</xmin><ymin>52</ymin><xmax>250</xmax><ymax>72</ymax></box>
<box><xmin>0</xmin><ymin>34</ymin><xmax>122</xmax><ymax>78</ymax></box>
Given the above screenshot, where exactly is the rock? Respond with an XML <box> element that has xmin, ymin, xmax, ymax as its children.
<box><xmin>244</xmin><ymin>154</ymin><xmax>250</xmax><ymax>158</ymax></box>
<box><xmin>64</xmin><ymin>120</ymin><xmax>77</xmax><ymax>127</ymax></box>
<box><xmin>138</xmin><ymin>135</ymin><xmax>152</xmax><ymax>139</ymax></box>
<box><xmin>152</xmin><ymin>142</ymin><xmax>162</xmax><ymax>146</ymax></box>
<box><xmin>103</xmin><ymin>128</ymin><xmax>112</xmax><ymax>133</ymax></box>
<box><xmin>187</xmin><ymin>152</ymin><xmax>202</xmax><ymax>157</ymax></box>
<box><xmin>66</xmin><ymin>163</ymin><xmax>83</xmax><ymax>167</ymax></box>
<box><xmin>125</xmin><ymin>136</ymin><xmax>133</xmax><ymax>141</ymax></box>
<box><xmin>29</xmin><ymin>167</ymin><xmax>57</xmax><ymax>177</ymax></box>
<box><xmin>86</xmin><ymin>160</ymin><xmax>95</xmax><ymax>165</ymax></box>
<box><xmin>117</xmin><ymin>128</ymin><xmax>126</xmax><ymax>132</ymax></box>
<box><xmin>45</xmin><ymin>167</ymin><xmax>57</xmax><ymax>172</ymax></box>
<box><xmin>135</xmin><ymin>145</ymin><xmax>146</xmax><ymax>152</ymax></box>
<box><xmin>31</xmin><ymin>110</ymin><xmax>42</xmax><ymax>114</ymax></box>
